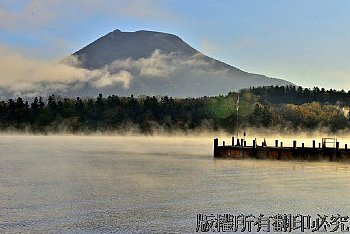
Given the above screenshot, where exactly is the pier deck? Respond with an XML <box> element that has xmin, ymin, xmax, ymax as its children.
<box><xmin>214</xmin><ymin>137</ymin><xmax>350</xmax><ymax>161</ymax></box>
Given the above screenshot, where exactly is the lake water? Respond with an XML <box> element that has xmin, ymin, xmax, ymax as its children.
<box><xmin>1</xmin><ymin>135</ymin><xmax>350</xmax><ymax>233</ymax></box>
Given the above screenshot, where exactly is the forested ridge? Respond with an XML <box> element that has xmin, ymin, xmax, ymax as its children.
<box><xmin>1</xmin><ymin>86</ymin><xmax>350</xmax><ymax>133</ymax></box>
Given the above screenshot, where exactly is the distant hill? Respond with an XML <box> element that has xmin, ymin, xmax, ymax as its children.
<box><xmin>68</xmin><ymin>29</ymin><xmax>294</xmax><ymax>97</ymax></box>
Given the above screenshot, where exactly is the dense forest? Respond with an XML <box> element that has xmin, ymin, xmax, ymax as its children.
<box><xmin>1</xmin><ymin>86</ymin><xmax>350</xmax><ymax>134</ymax></box>
<box><xmin>248</xmin><ymin>86</ymin><xmax>350</xmax><ymax>105</ymax></box>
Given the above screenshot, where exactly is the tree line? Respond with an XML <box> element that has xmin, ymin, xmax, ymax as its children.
<box><xmin>0</xmin><ymin>86</ymin><xmax>350</xmax><ymax>133</ymax></box>
<box><xmin>247</xmin><ymin>85</ymin><xmax>350</xmax><ymax>105</ymax></box>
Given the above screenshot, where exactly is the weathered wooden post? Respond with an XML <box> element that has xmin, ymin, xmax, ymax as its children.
<box><xmin>302</xmin><ymin>143</ymin><xmax>304</xmax><ymax>149</ymax></box>
<box><xmin>293</xmin><ymin>140</ymin><xmax>297</xmax><ymax>159</ymax></box>
<box><xmin>244</xmin><ymin>141</ymin><xmax>246</xmax><ymax>147</ymax></box>
<box><xmin>345</xmin><ymin>144</ymin><xmax>347</xmax><ymax>150</ymax></box>
<box><xmin>280</xmin><ymin>142</ymin><xmax>283</xmax><ymax>148</ymax></box>
<box><xmin>236</xmin><ymin>139</ymin><xmax>240</xmax><ymax>146</ymax></box>
<box><xmin>241</xmin><ymin>139</ymin><xmax>244</xmax><ymax>146</ymax></box>
<box><xmin>336</xmin><ymin>141</ymin><xmax>340</xmax><ymax>160</ymax></box>
<box><xmin>275</xmin><ymin>140</ymin><xmax>278</xmax><ymax>147</ymax></box>
<box><xmin>313</xmin><ymin>140</ymin><xmax>315</xmax><ymax>149</ymax></box>
<box><xmin>223</xmin><ymin>141</ymin><xmax>225</xmax><ymax>147</ymax></box>
<box><xmin>253</xmin><ymin>140</ymin><xmax>256</xmax><ymax>149</ymax></box>
<box><xmin>232</xmin><ymin>137</ymin><xmax>234</xmax><ymax>146</ymax></box>
<box><xmin>214</xmin><ymin>138</ymin><xmax>218</xmax><ymax>157</ymax></box>
<box><xmin>319</xmin><ymin>143</ymin><xmax>321</xmax><ymax>148</ymax></box>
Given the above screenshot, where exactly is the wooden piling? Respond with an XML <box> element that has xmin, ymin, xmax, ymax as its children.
<box><xmin>223</xmin><ymin>141</ymin><xmax>225</xmax><ymax>147</ymax></box>
<box><xmin>336</xmin><ymin>142</ymin><xmax>340</xmax><ymax>160</ymax></box>
<box><xmin>280</xmin><ymin>142</ymin><xmax>283</xmax><ymax>147</ymax></box>
<box><xmin>275</xmin><ymin>140</ymin><xmax>278</xmax><ymax>147</ymax></box>
<box><xmin>236</xmin><ymin>139</ymin><xmax>240</xmax><ymax>146</ymax></box>
<box><xmin>313</xmin><ymin>140</ymin><xmax>315</xmax><ymax>149</ymax></box>
<box><xmin>293</xmin><ymin>141</ymin><xmax>297</xmax><ymax>149</ymax></box>
<box><xmin>241</xmin><ymin>139</ymin><xmax>244</xmax><ymax>146</ymax></box>
<box><xmin>345</xmin><ymin>144</ymin><xmax>347</xmax><ymax>150</ymax></box>
<box><xmin>244</xmin><ymin>141</ymin><xmax>246</xmax><ymax>147</ymax></box>
<box><xmin>302</xmin><ymin>143</ymin><xmax>304</xmax><ymax>149</ymax></box>
<box><xmin>253</xmin><ymin>140</ymin><xmax>256</xmax><ymax>149</ymax></box>
<box><xmin>232</xmin><ymin>137</ymin><xmax>234</xmax><ymax>146</ymax></box>
<box><xmin>214</xmin><ymin>138</ymin><xmax>218</xmax><ymax>157</ymax></box>
<box><xmin>319</xmin><ymin>143</ymin><xmax>321</xmax><ymax>148</ymax></box>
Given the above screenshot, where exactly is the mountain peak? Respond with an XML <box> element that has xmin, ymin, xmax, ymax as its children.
<box><xmin>74</xmin><ymin>29</ymin><xmax>196</xmax><ymax>69</ymax></box>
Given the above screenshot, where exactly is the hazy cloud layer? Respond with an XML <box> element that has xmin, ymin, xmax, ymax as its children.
<box><xmin>0</xmin><ymin>45</ymin><xmax>132</xmax><ymax>98</ymax></box>
<box><xmin>0</xmin><ymin>46</ymin><xmax>232</xmax><ymax>98</ymax></box>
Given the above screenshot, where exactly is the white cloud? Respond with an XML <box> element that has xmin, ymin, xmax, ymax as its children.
<box><xmin>110</xmin><ymin>50</ymin><xmax>176</xmax><ymax>78</ymax></box>
<box><xmin>92</xmin><ymin>70</ymin><xmax>132</xmax><ymax>88</ymax></box>
<box><xmin>0</xmin><ymin>46</ymin><xmax>89</xmax><ymax>84</ymax></box>
<box><xmin>0</xmin><ymin>45</ymin><xmax>132</xmax><ymax>97</ymax></box>
<box><xmin>109</xmin><ymin>49</ymin><xmax>228</xmax><ymax>79</ymax></box>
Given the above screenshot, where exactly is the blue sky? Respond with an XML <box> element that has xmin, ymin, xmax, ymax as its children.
<box><xmin>1</xmin><ymin>0</ymin><xmax>350</xmax><ymax>90</ymax></box>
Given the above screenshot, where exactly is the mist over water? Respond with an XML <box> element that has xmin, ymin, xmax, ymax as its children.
<box><xmin>1</xmin><ymin>135</ymin><xmax>350</xmax><ymax>233</ymax></box>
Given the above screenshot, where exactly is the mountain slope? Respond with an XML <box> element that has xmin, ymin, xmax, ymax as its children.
<box><xmin>69</xmin><ymin>29</ymin><xmax>293</xmax><ymax>97</ymax></box>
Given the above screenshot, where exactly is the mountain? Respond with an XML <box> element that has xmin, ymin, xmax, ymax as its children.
<box><xmin>68</xmin><ymin>29</ymin><xmax>293</xmax><ymax>97</ymax></box>
<box><xmin>1</xmin><ymin>29</ymin><xmax>294</xmax><ymax>99</ymax></box>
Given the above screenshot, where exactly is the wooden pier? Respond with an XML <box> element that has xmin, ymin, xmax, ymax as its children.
<box><xmin>214</xmin><ymin>137</ymin><xmax>350</xmax><ymax>161</ymax></box>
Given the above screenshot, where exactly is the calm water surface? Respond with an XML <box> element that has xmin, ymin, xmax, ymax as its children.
<box><xmin>1</xmin><ymin>135</ymin><xmax>350</xmax><ymax>233</ymax></box>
